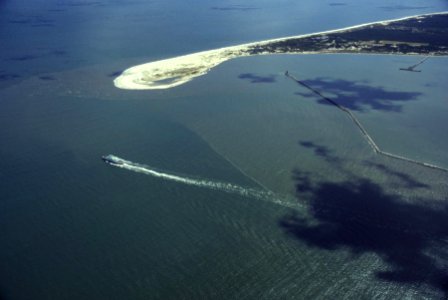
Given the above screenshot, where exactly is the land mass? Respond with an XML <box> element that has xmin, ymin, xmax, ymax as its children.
<box><xmin>114</xmin><ymin>12</ymin><xmax>448</xmax><ymax>90</ymax></box>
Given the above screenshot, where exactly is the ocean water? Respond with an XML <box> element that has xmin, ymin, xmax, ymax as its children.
<box><xmin>1</xmin><ymin>0</ymin><xmax>448</xmax><ymax>299</ymax></box>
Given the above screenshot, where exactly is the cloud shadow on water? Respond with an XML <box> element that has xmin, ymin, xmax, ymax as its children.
<box><xmin>211</xmin><ymin>5</ymin><xmax>259</xmax><ymax>11</ymax></box>
<box><xmin>295</xmin><ymin>77</ymin><xmax>421</xmax><ymax>112</ymax></box>
<box><xmin>108</xmin><ymin>70</ymin><xmax>123</xmax><ymax>78</ymax></box>
<box><xmin>8</xmin><ymin>16</ymin><xmax>55</xmax><ymax>27</ymax></box>
<box><xmin>299</xmin><ymin>140</ymin><xmax>340</xmax><ymax>163</ymax></box>
<box><xmin>0</xmin><ymin>72</ymin><xmax>20</xmax><ymax>81</ymax></box>
<box><xmin>280</xmin><ymin>144</ymin><xmax>448</xmax><ymax>296</ymax></box>
<box><xmin>329</xmin><ymin>2</ymin><xmax>347</xmax><ymax>6</ymax></box>
<box><xmin>239</xmin><ymin>73</ymin><xmax>277</xmax><ymax>83</ymax></box>
<box><xmin>51</xmin><ymin>50</ymin><xmax>67</xmax><ymax>56</ymax></box>
<box><xmin>8</xmin><ymin>55</ymin><xmax>40</xmax><ymax>62</ymax></box>
<box><xmin>39</xmin><ymin>75</ymin><xmax>56</xmax><ymax>81</ymax></box>
<box><xmin>363</xmin><ymin>161</ymin><xmax>429</xmax><ymax>189</ymax></box>
<box><xmin>59</xmin><ymin>1</ymin><xmax>103</xmax><ymax>7</ymax></box>
<box><xmin>379</xmin><ymin>5</ymin><xmax>431</xmax><ymax>11</ymax></box>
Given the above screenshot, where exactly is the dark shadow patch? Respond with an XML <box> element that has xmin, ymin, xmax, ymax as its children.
<box><xmin>299</xmin><ymin>140</ymin><xmax>340</xmax><ymax>163</ymax></box>
<box><xmin>8</xmin><ymin>50</ymin><xmax>66</xmax><ymax>62</ymax></box>
<box><xmin>0</xmin><ymin>72</ymin><xmax>21</xmax><ymax>81</ymax></box>
<box><xmin>51</xmin><ymin>50</ymin><xmax>67</xmax><ymax>56</ymax></box>
<box><xmin>280</xmin><ymin>169</ymin><xmax>448</xmax><ymax>296</ymax></box>
<box><xmin>239</xmin><ymin>73</ymin><xmax>276</xmax><ymax>83</ymax></box>
<box><xmin>379</xmin><ymin>5</ymin><xmax>430</xmax><ymax>11</ymax></box>
<box><xmin>60</xmin><ymin>1</ymin><xmax>102</xmax><ymax>7</ymax></box>
<box><xmin>295</xmin><ymin>91</ymin><xmax>316</xmax><ymax>98</ymax></box>
<box><xmin>39</xmin><ymin>76</ymin><xmax>56</xmax><ymax>81</ymax></box>
<box><xmin>211</xmin><ymin>5</ymin><xmax>259</xmax><ymax>11</ymax></box>
<box><xmin>31</xmin><ymin>23</ymin><xmax>55</xmax><ymax>28</ymax></box>
<box><xmin>329</xmin><ymin>3</ymin><xmax>347</xmax><ymax>6</ymax></box>
<box><xmin>108</xmin><ymin>70</ymin><xmax>123</xmax><ymax>77</ymax></box>
<box><xmin>9</xmin><ymin>55</ymin><xmax>40</xmax><ymax>61</ymax></box>
<box><xmin>424</xmin><ymin>82</ymin><xmax>437</xmax><ymax>88</ymax></box>
<box><xmin>8</xmin><ymin>20</ymin><xmax>31</xmax><ymax>24</ymax></box>
<box><xmin>292</xmin><ymin>170</ymin><xmax>314</xmax><ymax>193</ymax></box>
<box><xmin>363</xmin><ymin>161</ymin><xmax>429</xmax><ymax>189</ymax></box>
<box><xmin>8</xmin><ymin>16</ymin><xmax>54</xmax><ymax>27</ymax></box>
<box><xmin>295</xmin><ymin>77</ymin><xmax>421</xmax><ymax>112</ymax></box>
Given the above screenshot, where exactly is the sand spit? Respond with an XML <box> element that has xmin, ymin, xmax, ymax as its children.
<box><xmin>114</xmin><ymin>11</ymin><xmax>447</xmax><ymax>90</ymax></box>
<box><xmin>114</xmin><ymin>46</ymin><xmax>250</xmax><ymax>90</ymax></box>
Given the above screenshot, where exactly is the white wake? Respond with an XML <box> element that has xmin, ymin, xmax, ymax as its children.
<box><xmin>104</xmin><ymin>155</ymin><xmax>295</xmax><ymax>208</ymax></box>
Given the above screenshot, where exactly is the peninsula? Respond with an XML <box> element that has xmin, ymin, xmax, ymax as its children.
<box><xmin>114</xmin><ymin>12</ymin><xmax>448</xmax><ymax>90</ymax></box>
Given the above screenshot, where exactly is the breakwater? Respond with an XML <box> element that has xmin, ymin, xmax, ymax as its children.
<box><xmin>285</xmin><ymin>72</ymin><xmax>448</xmax><ymax>173</ymax></box>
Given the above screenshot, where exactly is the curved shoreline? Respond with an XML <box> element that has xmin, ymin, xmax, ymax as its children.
<box><xmin>114</xmin><ymin>11</ymin><xmax>448</xmax><ymax>90</ymax></box>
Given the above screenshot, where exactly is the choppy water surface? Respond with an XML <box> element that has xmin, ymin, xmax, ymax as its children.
<box><xmin>1</xmin><ymin>0</ymin><xmax>447</xmax><ymax>299</ymax></box>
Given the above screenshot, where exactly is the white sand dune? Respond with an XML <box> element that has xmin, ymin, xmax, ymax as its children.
<box><xmin>114</xmin><ymin>46</ymin><xmax>250</xmax><ymax>90</ymax></box>
<box><xmin>114</xmin><ymin>12</ymin><xmax>447</xmax><ymax>90</ymax></box>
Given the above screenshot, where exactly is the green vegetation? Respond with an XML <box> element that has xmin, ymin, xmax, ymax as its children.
<box><xmin>248</xmin><ymin>14</ymin><xmax>448</xmax><ymax>56</ymax></box>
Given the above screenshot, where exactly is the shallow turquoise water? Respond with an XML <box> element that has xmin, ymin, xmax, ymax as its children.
<box><xmin>1</xmin><ymin>0</ymin><xmax>448</xmax><ymax>299</ymax></box>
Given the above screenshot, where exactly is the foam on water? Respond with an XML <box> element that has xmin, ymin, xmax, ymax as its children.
<box><xmin>105</xmin><ymin>155</ymin><xmax>296</xmax><ymax>208</ymax></box>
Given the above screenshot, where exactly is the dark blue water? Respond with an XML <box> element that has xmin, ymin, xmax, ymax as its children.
<box><xmin>1</xmin><ymin>0</ymin><xmax>448</xmax><ymax>299</ymax></box>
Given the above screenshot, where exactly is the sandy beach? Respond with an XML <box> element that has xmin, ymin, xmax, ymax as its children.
<box><xmin>114</xmin><ymin>11</ymin><xmax>448</xmax><ymax>90</ymax></box>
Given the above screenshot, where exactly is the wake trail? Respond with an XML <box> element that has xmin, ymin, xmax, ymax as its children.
<box><xmin>104</xmin><ymin>155</ymin><xmax>296</xmax><ymax>208</ymax></box>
